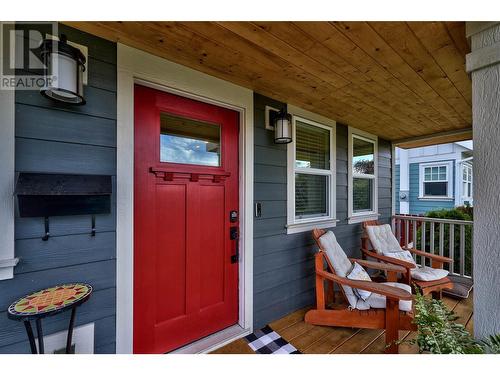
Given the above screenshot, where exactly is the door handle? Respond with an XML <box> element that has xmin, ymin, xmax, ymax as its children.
<box><xmin>230</xmin><ymin>227</ymin><xmax>239</xmax><ymax>263</ymax></box>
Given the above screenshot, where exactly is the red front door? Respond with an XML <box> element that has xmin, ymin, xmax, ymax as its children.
<box><xmin>133</xmin><ymin>85</ymin><xmax>239</xmax><ymax>354</ymax></box>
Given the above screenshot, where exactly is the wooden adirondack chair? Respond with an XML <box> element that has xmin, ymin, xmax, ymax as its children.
<box><xmin>361</xmin><ymin>220</ymin><xmax>454</xmax><ymax>299</ymax></box>
<box><xmin>305</xmin><ymin>229</ymin><xmax>416</xmax><ymax>354</ymax></box>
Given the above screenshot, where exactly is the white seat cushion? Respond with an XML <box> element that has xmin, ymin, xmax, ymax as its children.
<box><xmin>411</xmin><ymin>266</ymin><xmax>449</xmax><ymax>281</ymax></box>
<box><xmin>382</xmin><ymin>250</ymin><xmax>416</xmax><ymax>265</ymax></box>
<box><xmin>355</xmin><ymin>282</ymin><xmax>412</xmax><ymax>312</ymax></box>
<box><xmin>366</xmin><ymin>224</ymin><xmax>402</xmax><ymax>254</ymax></box>
<box><xmin>318</xmin><ymin>231</ymin><xmax>358</xmax><ymax>309</ymax></box>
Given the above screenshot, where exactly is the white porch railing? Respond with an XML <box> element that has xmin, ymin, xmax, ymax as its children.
<box><xmin>392</xmin><ymin>214</ymin><xmax>473</xmax><ymax>278</ymax></box>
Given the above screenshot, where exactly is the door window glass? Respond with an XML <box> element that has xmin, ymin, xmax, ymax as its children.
<box><xmin>160</xmin><ymin>113</ymin><xmax>221</xmax><ymax>167</ymax></box>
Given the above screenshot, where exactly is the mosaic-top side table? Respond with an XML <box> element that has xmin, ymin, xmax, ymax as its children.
<box><xmin>7</xmin><ymin>283</ymin><xmax>92</xmax><ymax>354</ymax></box>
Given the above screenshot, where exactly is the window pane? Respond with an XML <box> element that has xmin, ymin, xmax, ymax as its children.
<box><xmin>424</xmin><ymin>168</ymin><xmax>431</xmax><ymax>181</ymax></box>
<box><xmin>353</xmin><ymin>178</ymin><xmax>373</xmax><ymax>212</ymax></box>
<box><xmin>295</xmin><ymin>121</ymin><xmax>330</xmax><ymax>169</ymax></box>
<box><xmin>353</xmin><ymin>137</ymin><xmax>374</xmax><ymax>174</ymax></box>
<box><xmin>424</xmin><ymin>182</ymin><xmax>447</xmax><ymax>196</ymax></box>
<box><xmin>439</xmin><ymin>171</ymin><xmax>447</xmax><ymax>180</ymax></box>
<box><xmin>295</xmin><ymin>174</ymin><xmax>328</xmax><ymax>218</ymax></box>
<box><xmin>160</xmin><ymin>113</ymin><xmax>220</xmax><ymax>166</ymax></box>
<box><xmin>432</xmin><ymin>167</ymin><xmax>439</xmax><ymax>180</ymax></box>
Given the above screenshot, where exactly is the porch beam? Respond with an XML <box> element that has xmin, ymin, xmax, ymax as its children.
<box><xmin>392</xmin><ymin>128</ymin><xmax>472</xmax><ymax>149</ymax></box>
<box><xmin>466</xmin><ymin>21</ymin><xmax>500</xmax><ymax>339</ymax></box>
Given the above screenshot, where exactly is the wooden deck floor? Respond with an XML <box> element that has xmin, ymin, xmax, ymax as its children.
<box><xmin>211</xmin><ymin>292</ymin><xmax>473</xmax><ymax>354</ymax></box>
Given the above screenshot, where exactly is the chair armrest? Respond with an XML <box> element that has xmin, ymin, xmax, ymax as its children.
<box><xmin>316</xmin><ymin>270</ymin><xmax>413</xmax><ymax>300</ymax></box>
<box><xmin>403</xmin><ymin>247</ymin><xmax>453</xmax><ymax>263</ymax></box>
<box><xmin>348</xmin><ymin>258</ymin><xmax>407</xmax><ymax>274</ymax></box>
<box><xmin>361</xmin><ymin>248</ymin><xmax>417</xmax><ymax>269</ymax></box>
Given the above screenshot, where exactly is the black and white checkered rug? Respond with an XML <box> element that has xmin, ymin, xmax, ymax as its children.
<box><xmin>244</xmin><ymin>325</ymin><xmax>301</xmax><ymax>354</ymax></box>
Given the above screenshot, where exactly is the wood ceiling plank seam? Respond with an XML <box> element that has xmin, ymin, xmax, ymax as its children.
<box><xmin>293</xmin><ymin>22</ymin><xmax>458</xmax><ymax>131</ymax></box>
<box><xmin>407</xmin><ymin>21</ymin><xmax>472</xmax><ymax>106</ymax></box>
<box><xmin>216</xmin><ymin>21</ymin><xmax>350</xmax><ymax>89</ymax></box>
<box><xmin>210</xmin><ymin>22</ymin><xmax>406</xmax><ymax>137</ymax></box>
<box><xmin>360</xmin><ymin>21</ymin><xmax>469</xmax><ymax>127</ymax></box>
<box><xmin>443</xmin><ymin>22</ymin><xmax>471</xmax><ymax>58</ymax></box>
<box><xmin>331</xmin><ymin>21</ymin><xmax>467</xmax><ymax>129</ymax></box>
<box><xmin>250</xmin><ymin>22</ymin><xmax>434</xmax><ymax>134</ymax></box>
<box><xmin>245</xmin><ymin>22</ymin><xmax>425</xmax><ymax>136</ymax></box>
<box><xmin>82</xmin><ymin>22</ymin><xmax>353</xmax><ymax>125</ymax></box>
<box><xmin>396</xmin><ymin>21</ymin><xmax>472</xmax><ymax>119</ymax></box>
<box><xmin>215</xmin><ymin>21</ymin><xmax>415</xmax><ymax>138</ymax></box>
<box><xmin>173</xmin><ymin>21</ymin><xmax>368</xmax><ymax>123</ymax></box>
<box><xmin>136</xmin><ymin>22</ymin><xmax>360</xmax><ymax>124</ymax></box>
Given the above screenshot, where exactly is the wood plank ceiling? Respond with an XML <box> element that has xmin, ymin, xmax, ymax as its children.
<box><xmin>66</xmin><ymin>21</ymin><xmax>471</xmax><ymax>143</ymax></box>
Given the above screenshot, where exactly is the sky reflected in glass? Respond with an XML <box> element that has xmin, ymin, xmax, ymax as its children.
<box><xmin>160</xmin><ymin>134</ymin><xmax>220</xmax><ymax>166</ymax></box>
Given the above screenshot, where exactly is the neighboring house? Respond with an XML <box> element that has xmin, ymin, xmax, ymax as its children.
<box><xmin>395</xmin><ymin>142</ymin><xmax>473</xmax><ymax>215</ymax></box>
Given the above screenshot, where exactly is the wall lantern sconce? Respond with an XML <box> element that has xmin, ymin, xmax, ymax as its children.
<box><xmin>40</xmin><ymin>34</ymin><xmax>86</xmax><ymax>105</ymax></box>
<box><xmin>273</xmin><ymin>109</ymin><xmax>292</xmax><ymax>144</ymax></box>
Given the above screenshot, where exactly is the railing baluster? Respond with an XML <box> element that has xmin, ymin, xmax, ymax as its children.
<box><xmin>421</xmin><ymin>221</ymin><xmax>426</xmax><ymax>266</ymax></box>
<box><xmin>460</xmin><ymin>224</ymin><xmax>465</xmax><ymax>277</ymax></box>
<box><xmin>405</xmin><ymin>219</ymin><xmax>409</xmax><ymax>248</ymax></box>
<box><xmin>449</xmin><ymin>223</ymin><xmax>455</xmax><ymax>274</ymax></box>
<box><xmin>470</xmin><ymin>225</ymin><xmax>474</xmax><ymax>277</ymax></box>
<box><xmin>439</xmin><ymin>223</ymin><xmax>444</xmax><ymax>257</ymax></box>
<box><xmin>412</xmin><ymin>220</ymin><xmax>417</xmax><ymax>250</ymax></box>
<box><xmin>395</xmin><ymin>218</ymin><xmax>401</xmax><ymax>244</ymax></box>
<box><xmin>430</xmin><ymin>222</ymin><xmax>435</xmax><ymax>256</ymax></box>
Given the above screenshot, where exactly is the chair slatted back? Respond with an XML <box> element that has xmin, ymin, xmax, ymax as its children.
<box><xmin>361</xmin><ymin>220</ymin><xmax>382</xmax><ymax>252</ymax></box>
<box><xmin>312</xmin><ymin>228</ymin><xmax>349</xmax><ymax>305</ymax></box>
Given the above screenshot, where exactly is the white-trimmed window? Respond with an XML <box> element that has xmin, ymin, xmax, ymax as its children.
<box><xmin>462</xmin><ymin>163</ymin><xmax>473</xmax><ymax>201</ymax></box>
<box><xmin>287</xmin><ymin>106</ymin><xmax>336</xmax><ymax>234</ymax></box>
<box><xmin>348</xmin><ymin>128</ymin><xmax>378</xmax><ymax>224</ymax></box>
<box><xmin>418</xmin><ymin>161</ymin><xmax>453</xmax><ymax>199</ymax></box>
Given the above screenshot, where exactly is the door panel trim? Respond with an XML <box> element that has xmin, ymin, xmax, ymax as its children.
<box><xmin>116</xmin><ymin>44</ymin><xmax>254</xmax><ymax>354</ymax></box>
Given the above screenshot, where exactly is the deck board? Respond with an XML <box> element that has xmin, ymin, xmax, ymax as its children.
<box><xmin>211</xmin><ymin>292</ymin><xmax>473</xmax><ymax>354</ymax></box>
<box><xmin>303</xmin><ymin>328</ymin><xmax>358</xmax><ymax>354</ymax></box>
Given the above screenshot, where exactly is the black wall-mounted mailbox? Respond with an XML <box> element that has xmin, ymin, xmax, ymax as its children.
<box><xmin>15</xmin><ymin>173</ymin><xmax>112</xmax><ymax>218</ymax></box>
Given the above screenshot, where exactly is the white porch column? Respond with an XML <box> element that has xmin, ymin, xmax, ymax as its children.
<box><xmin>398</xmin><ymin>148</ymin><xmax>410</xmax><ymax>214</ymax></box>
<box><xmin>466</xmin><ymin>22</ymin><xmax>500</xmax><ymax>339</ymax></box>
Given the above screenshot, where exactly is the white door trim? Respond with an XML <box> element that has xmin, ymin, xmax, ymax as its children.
<box><xmin>116</xmin><ymin>44</ymin><xmax>254</xmax><ymax>353</ymax></box>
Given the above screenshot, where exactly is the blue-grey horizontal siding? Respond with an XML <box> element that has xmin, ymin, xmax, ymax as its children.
<box><xmin>0</xmin><ymin>23</ymin><xmax>117</xmax><ymax>354</ymax></box>
<box><xmin>408</xmin><ymin>162</ymin><xmax>455</xmax><ymax>215</ymax></box>
<box><xmin>252</xmin><ymin>93</ymin><xmax>393</xmax><ymax>329</ymax></box>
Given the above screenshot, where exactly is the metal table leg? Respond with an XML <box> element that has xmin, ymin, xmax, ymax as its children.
<box><xmin>36</xmin><ymin>318</ymin><xmax>44</xmax><ymax>354</ymax></box>
<box><xmin>23</xmin><ymin>320</ymin><xmax>37</xmax><ymax>354</ymax></box>
<box><xmin>66</xmin><ymin>307</ymin><xmax>77</xmax><ymax>354</ymax></box>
